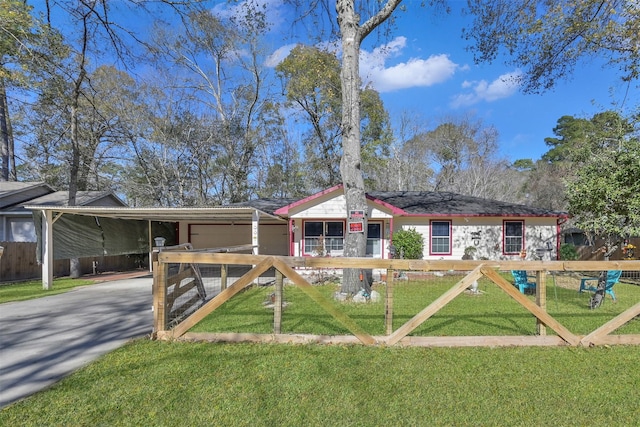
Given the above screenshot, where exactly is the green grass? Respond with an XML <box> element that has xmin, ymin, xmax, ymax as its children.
<box><xmin>0</xmin><ymin>278</ymin><xmax>95</xmax><ymax>304</ymax></box>
<box><xmin>190</xmin><ymin>275</ymin><xmax>640</xmax><ymax>338</ymax></box>
<box><xmin>3</xmin><ymin>273</ymin><xmax>640</xmax><ymax>425</ymax></box>
<box><xmin>2</xmin><ymin>340</ymin><xmax>640</xmax><ymax>426</ymax></box>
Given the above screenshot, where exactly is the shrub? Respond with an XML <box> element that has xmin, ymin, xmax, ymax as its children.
<box><xmin>560</xmin><ymin>243</ymin><xmax>579</xmax><ymax>260</ymax></box>
<box><xmin>392</xmin><ymin>228</ymin><xmax>424</xmax><ymax>259</ymax></box>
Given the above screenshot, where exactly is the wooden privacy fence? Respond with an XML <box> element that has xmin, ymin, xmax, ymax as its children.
<box><xmin>152</xmin><ymin>251</ymin><xmax>640</xmax><ymax>347</ymax></box>
<box><xmin>0</xmin><ymin>241</ymin><xmax>146</xmax><ymax>283</ymax></box>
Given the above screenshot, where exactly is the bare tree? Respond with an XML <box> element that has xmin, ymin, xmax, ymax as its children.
<box><xmin>149</xmin><ymin>4</ymin><xmax>273</xmax><ymax>203</ymax></box>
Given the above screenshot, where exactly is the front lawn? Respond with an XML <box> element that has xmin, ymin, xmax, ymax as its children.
<box><xmin>190</xmin><ymin>273</ymin><xmax>640</xmax><ymax>338</ymax></box>
<box><xmin>1</xmin><ymin>340</ymin><xmax>639</xmax><ymax>426</ymax></box>
<box><xmin>3</xmin><ymin>272</ymin><xmax>640</xmax><ymax>425</ymax></box>
<box><xmin>0</xmin><ymin>278</ymin><xmax>94</xmax><ymax>304</ymax></box>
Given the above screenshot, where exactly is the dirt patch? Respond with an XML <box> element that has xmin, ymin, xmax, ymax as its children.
<box><xmin>551</xmin><ymin>272</ymin><xmax>584</xmax><ymax>290</ymax></box>
<box><xmin>82</xmin><ymin>269</ymin><xmax>151</xmax><ymax>282</ymax></box>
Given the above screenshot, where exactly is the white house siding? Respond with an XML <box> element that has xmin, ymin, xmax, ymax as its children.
<box><xmin>290</xmin><ymin>194</ymin><xmax>348</xmax><ymax>218</ymax></box>
<box><xmin>288</xmin><ymin>196</ymin><xmax>392</xmax><ymax>257</ymax></box>
<box><xmin>392</xmin><ymin>217</ymin><xmax>559</xmax><ymax>261</ymax></box>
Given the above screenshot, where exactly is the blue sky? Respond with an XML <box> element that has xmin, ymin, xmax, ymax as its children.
<box><xmin>35</xmin><ymin>0</ymin><xmax>633</xmax><ymax>164</ymax></box>
<box><xmin>215</xmin><ymin>0</ymin><xmax>635</xmax><ymax>163</ymax></box>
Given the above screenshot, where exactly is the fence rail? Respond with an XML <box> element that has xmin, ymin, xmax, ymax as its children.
<box><xmin>152</xmin><ymin>252</ymin><xmax>640</xmax><ymax>348</ymax></box>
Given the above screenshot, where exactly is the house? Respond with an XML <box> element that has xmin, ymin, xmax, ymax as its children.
<box><xmin>27</xmin><ymin>185</ymin><xmax>567</xmax><ymax>287</ymax></box>
<box><xmin>0</xmin><ymin>181</ymin><xmax>126</xmax><ymax>242</ymax></box>
<box><xmin>0</xmin><ymin>182</ymin><xmax>53</xmax><ymax>242</ymax></box>
<box><xmin>261</xmin><ymin>185</ymin><xmax>567</xmax><ymax>260</ymax></box>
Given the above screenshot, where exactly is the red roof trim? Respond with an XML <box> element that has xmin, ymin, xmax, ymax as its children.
<box><xmin>365</xmin><ymin>194</ymin><xmax>407</xmax><ymax>215</ymax></box>
<box><xmin>273</xmin><ymin>186</ymin><xmax>569</xmax><ymax>219</ymax></box>
<box><xmin>400</xmin><ymin>213</ymin><xmax>568</xmax><ymax>218</ymax></box>
<box><xmin>273</xmin><ymin>184</ymin><xmax>344</xmax><ymax>215</ymax></box>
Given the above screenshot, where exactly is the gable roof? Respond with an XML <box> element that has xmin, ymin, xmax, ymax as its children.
<box><xmin>269</xmin><ymin>185</ymin><xmax>567</xmax><ymax>218</ymax></box>
<box><xmin>367</xmin><ymin>191</ymin><xmax>567</xmax><ymax>217</ymax></box>
<box><xmin>231</xmin><ymin>197</ymin><xmax>299</xmax><ymax>216</ymax></box>
<box><xmin>23</xmin><ymin>191</ymin><xmax>126</xmax><ymax>207</ymax></box>
<box><xmin>0</xmin><ymin>181</ymin><xmax>54</xmax><ymax>209</ymax></box>
<box><xmin>3</xmin><ymin>190</ymin><xmax>127</xmax><ymax>215</ymax></box>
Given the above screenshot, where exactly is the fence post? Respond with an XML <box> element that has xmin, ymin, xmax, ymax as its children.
<box><xmin>536</xmin><ymin>270</ymin><xmax>547</xmax><ymax>336</ymax></box>
<box><xmin>221</xmin><ymin>264</ymin><xmax>228</xmax><ymax>290</ymax></box>
<box><xmin>152</xmin><ymin>252</ymin><xmax>169</xmax><ymax>337</ymax></box>
<box><xmin>274</xmin><ymin>269</ymin><xmax>283</xmax><ymax>334</ymax></box>
<box><xmin>385</xmin><ymin>269</ymin><xmax>394</xmax><ymax>335</ymax></box>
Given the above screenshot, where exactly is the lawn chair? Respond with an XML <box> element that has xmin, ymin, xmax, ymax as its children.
<box><xmin>511</xmin><ymin>270</ymin><xmax>536</xmax><ymax>294</ymax></box>
<box><xmin>579</xmin><ymin>270</ymin><xmax>622</xmax><ymax>302</ymax></box>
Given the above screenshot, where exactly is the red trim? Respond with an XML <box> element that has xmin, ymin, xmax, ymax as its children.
<box><xmin>289</xmin><ymin>219</ymin><xmax>295</xmax><ymax>256</ymax></box>
<box><xmin>556</xmin><ymin>219</ymin><xmax>562</xmax><ymax>260</ymax></box>
<box><xmin>502</xmin><ymin>219</ymin><xmax>525</xmax><ymax>255</ymax></box>
<box><xmin>400</xmin><ymin>213</ymin><xmax>564</xmax><ymax>218</ymax></box>
<box><xmin>274</xmin><ymin>186</ymin><xmax>568</xmax><ymax>220</ymax></box>
<box><xmin>365</xmin><ymin>194</ymin><xmax>408</xmax><ymax>216</ymax></box>
<box><xmin>429</xmin><ymin>220</ymin><xmax>452</xmax><ymax>256</ymax></box>
<box><xmin>388</xmin><ymin>218</ymin><xmax>394</xmax><ymax>258</ymax></box>
<box><xmin>274</xmin><ymin>184</ymin><xmax>344</xmax><ymax>215</ymax></box>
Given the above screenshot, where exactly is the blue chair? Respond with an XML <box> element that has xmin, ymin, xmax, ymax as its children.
<box><xmin>579</xmin><ymin>270</ymin><xmax>622</xmax><ymax>301</ymax></box>
<box><xmin>511</xmin><ymin>270</ymin><xmax>536</xmax><ymax>294</ymax></box>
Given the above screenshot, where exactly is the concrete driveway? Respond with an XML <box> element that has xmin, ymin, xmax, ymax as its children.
<box><xmin>0</xmin><ymin>275</ymin><xmax>153</xmax><ymax>408</ymax></box>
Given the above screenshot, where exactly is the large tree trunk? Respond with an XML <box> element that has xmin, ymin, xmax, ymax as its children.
<box><xmin>69</xmin><ymin>102</ymin><xmax>81</xmax><ymax>278</ymax></box>
<box><xmin>0</xmin><ymin>79</ymin><xmax>15</xmax><ymax>181</ymax></box>
<box><xmin>68</xmin><ymin>71</ymin><xmax>85</xmax><ymax>278</ymax></box>
<box><xmin>336</xmin><ymin>0</ymin><xmax>402</xmax><ymax>294</ymax></box>
<box><xmin>337</xmin><ymin>1</ymin><xmax>368</xmax><ymax>294</ymax></box>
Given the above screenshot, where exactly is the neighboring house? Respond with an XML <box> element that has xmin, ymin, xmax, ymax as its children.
<box><xmin>247</xmin><ymin>185</ymin><xmax>568</xmax><ymax>260</ymax></box>
<box><xmin>0</xmin><ymin>182</ymin><xmax>53</xmax><ymax>242</ymax></box>
<box><xmin>0</xmin><ymin>181</ymin><xmax>126</xmax><ymax>242</ymax></box>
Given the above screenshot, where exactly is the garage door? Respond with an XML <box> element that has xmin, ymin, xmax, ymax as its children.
<box><xmin>189</xmin><ymin>223</ymin><xmax>288</xmax><ymax>255</ymax></box>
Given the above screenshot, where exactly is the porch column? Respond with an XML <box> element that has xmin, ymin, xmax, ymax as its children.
<box><xmin>42</xmin><ymin>209</ymin><xmax>54</xmax><ymax>290</ymax></box>
<box><xmin>252</xmin><ymin>210</ymin><xmax>259</xmax><ymax>255</ymax></box>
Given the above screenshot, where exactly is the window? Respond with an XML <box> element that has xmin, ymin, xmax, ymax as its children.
<box><xmin>8</xmin><ymin>218</ymin><xmax>37</xmax><ymax>242</ymax></box>
<box><xmin>366</xmin><ymin>222</ymin><xmax>381</xmax><ymax>257</ymax></box>
<box><xmin>430</xmin><ymin>220</ymin><xmax>451</xmax><ymax>255</ymax></box>
<box><xmin>303</xmin><ymin>221</ymin><xmax>344</xmax><ymax>255</ymax></box>
<box><xmin>504</xmin><ymin>220</ymin><xmax>524</xmax><ymax>254</ymax></box>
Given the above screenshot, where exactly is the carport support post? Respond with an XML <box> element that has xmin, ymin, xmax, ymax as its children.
<box><xmin>42</xmin><ymin>210</ymin><xmax>54</xmax><ymax>290</ymax></box>
<box><xmin>252</xmin><ymin>210</ymin><xmax>259</xmax><ymax>255</ymax></box>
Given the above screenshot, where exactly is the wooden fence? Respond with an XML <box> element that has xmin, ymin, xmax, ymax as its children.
<box><xmin>152</xmin><ymin>251</ymin><xmax>640</xmax><ymax>348</ymax></box>
<box><xmin>0</xmin><ymin>241</ymin><xmax>147</xmax><ymax>283</ymax></box>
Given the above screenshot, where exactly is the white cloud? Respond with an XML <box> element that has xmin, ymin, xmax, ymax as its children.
<box><xmin>265</xmin><ymin>35</ymin><xmax>459</xmax><ymax>92</ymax></box>
<box><xmin>450</xmin><ymin>70</ymin><xmax>523</xmax><ymax>108</ymax></box>
<box><xmin>265</xmin><ymin>44</ymin><xmax>297</xmax><ymax>67</ymax></box>
<box><xmin>360</xmin><ymin>37</ymin><xmax>458</xmax><ymax>92</ymax></box>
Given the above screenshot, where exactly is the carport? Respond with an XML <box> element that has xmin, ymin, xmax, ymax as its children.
<box><xmin>25</xmin><ymin>205</ymin><xmax>287</xmax><ymax>289</ymax></box>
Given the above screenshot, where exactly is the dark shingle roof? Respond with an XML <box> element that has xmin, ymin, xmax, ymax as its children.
<box><xmin>367</xmin><ymin>191</ymin><xmax>566</xmax><ymax>217</ymax></box>
<box><xmin>231</xmin><ymin>198</ymin><xmax>299</xmax><ymax>216</ymax></box>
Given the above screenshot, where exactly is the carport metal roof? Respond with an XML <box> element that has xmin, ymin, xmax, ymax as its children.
<box><xmin>25</xmin><ymin>205</ymin><xmax>287</xmax><ymax>290</ymax></box>
<box><xmin>24</xmin><ymin>205</ymin><xmax>287</xmax><ymax>222</ymax></box>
